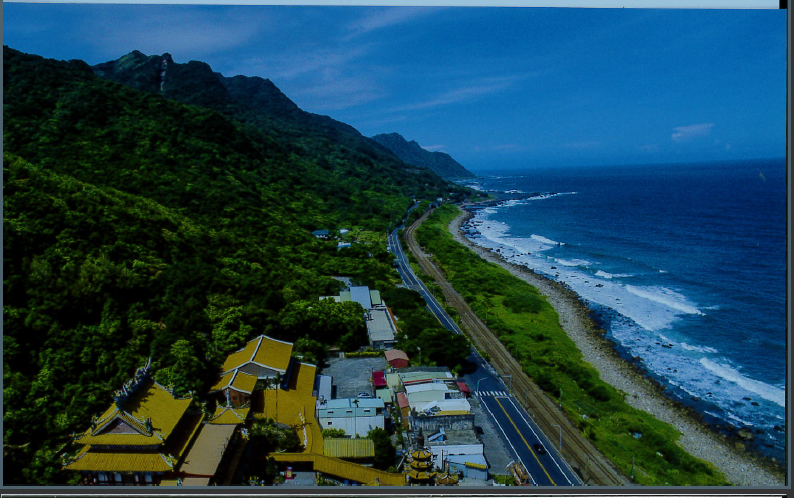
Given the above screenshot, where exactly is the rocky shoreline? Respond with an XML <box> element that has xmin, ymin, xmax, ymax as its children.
<box><xmin>449</xmin><ymin>206</ymin><xmax>785</xmax><ymax>487</ymax></box>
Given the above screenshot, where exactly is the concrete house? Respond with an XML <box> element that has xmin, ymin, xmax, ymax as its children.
<box><xmin>316</xmin><ymin>398</ymin><xmax>385</xmax><ymax>437</ymax></box>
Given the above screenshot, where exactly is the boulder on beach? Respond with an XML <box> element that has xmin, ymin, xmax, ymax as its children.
<box><xmin>737</xmin><ymin>429</ymin><xmax>755</xmax><ymax>440</ymax></box>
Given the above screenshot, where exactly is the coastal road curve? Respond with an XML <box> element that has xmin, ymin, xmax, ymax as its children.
<box><xmin>403</xmin><ymin>206</ymin><xmax>630</xmax><ymax>486</ymax></box>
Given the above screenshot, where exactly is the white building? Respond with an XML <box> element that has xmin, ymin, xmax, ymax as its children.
<box><xmin>425</xmin><ymin>429</ymin><xmax>486</xmax><ymax>476</ymax></box>
<box><xmin>315</xmin><ymin>398</ymin><xmax>385</xmax><ymax>437</ymax></box>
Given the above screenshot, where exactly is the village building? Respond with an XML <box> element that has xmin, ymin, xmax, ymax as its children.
<box><xmin>315</xmin><ymin>398</ymin><xmax>385</xmax><ymax>437</ymax></box>
<box><xmin>364</xmin><ymin>308</ymin><xmax>397</xmax><ymax>350</ymax></box>
<box><xmin>320</xmin><ymin>285</ymin><xmax>398</xmax><ymax>350</ymax></box>
<box><xmin>425</xmin><ymin>429</ymin><xmax>487</xmax><ymax>479</ymax></box>
<box><xmin>371</xmin><ymin>371</ymin><xmax>392</xmax><ymax>404</ymax></box>
<box><xmin>384</xmin><ymin>349</ymin><xmax>410</xmax><ymax>369</ymax></box>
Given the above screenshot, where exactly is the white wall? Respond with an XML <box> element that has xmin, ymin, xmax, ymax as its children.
<box><xmin>317</xmin><ymin>415</ymin><xmax>385</xmax><ymax>437</ymax></box>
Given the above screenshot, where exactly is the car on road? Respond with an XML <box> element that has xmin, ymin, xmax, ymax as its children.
<box><xmin>533</xmin><ymin>443</ymin><xmax>546</xmax><ymax>455</ymax></box>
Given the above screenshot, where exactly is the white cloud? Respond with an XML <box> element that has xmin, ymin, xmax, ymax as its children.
<box><xmin>252</xmin><ymin>45</ymin><xmax>374</xmax><ymax>81</ymax></box>
<box><xmin>671</xmin><ymin>123</ymin><xmax>714</xmax><ymax>142</ymax></box>
<box><xmin>289</xmin><ymin>73</ymin><xmax>381</xmax><ymax>111</ymax></box>
<box><xmin>344</xmin><ymin>7</ymin><xmax>440</xmax><ymax>39</ymax></box>
<box><xmin>396</xmin><ymin>75</ymin><xmax>520</xmax><ymax>112</ymax></box>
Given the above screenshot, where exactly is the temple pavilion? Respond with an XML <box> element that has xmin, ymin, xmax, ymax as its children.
<box><xmin>62</xmin><ymin>360</ymin><xmax>204</xmax><ymax>485</ymax></box>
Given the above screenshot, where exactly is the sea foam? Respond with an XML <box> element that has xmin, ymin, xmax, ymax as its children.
<box><xmin>699</xmin><ymin>358</ymin><xmax>785</xmax><ymax>407</ymax></box>
<box><xmin>595</xmin><ymin>270</ymin><xmax>633</xmax><ymax>279</ymax></box>
<box><xmin>625</xmin><ymin>285</ymin><xmax>704</xmax><ymax>316</ymax></box>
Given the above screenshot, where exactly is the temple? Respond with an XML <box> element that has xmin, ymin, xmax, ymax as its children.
<box><xmin>62</xmin><ymin>360</ymin><xmax>204</xmax><ymax>485</ymax></box>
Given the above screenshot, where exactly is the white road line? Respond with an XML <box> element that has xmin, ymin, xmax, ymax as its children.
<box><xmin>480</xmin><ymin>396</ymin><xmax>537</xmax><ymax>486</ymax></box>
<box><xmin>505</xmin><ymin>396</ymin><xmax>576</xmax><ymax>485</ymax></box>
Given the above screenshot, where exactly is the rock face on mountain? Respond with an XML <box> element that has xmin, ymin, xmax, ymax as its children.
<box><xmin>371</xmin><ymin>133</ymin><xmax>475</xmax><ymax>178</ymax></box>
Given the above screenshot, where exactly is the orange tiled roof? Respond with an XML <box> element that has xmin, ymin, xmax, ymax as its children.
<box><xmin>74</xmin><ymin>381</ymin><xmax>192</xmax><ymax>447</ymax></box>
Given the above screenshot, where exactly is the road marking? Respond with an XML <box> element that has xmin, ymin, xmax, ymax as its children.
<box><xmin>494</xmin><ymin>397</ymin><xmax>556</xmax><ymax>486</ymax></box>
<box><xmin>505</xmin><ymin>397</ymin><xmax>576</xmax><ymax>485</ymax></box>
<box><xmin>480</xmin><ymin>392</ymin><xmax>537</xmax><ymax>486</ymax></box>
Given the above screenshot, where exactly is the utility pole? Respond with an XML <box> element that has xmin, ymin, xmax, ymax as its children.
<box><xmin>585</xmin><ymin>455</ymin><xmax>590</xmax><ymax>484</ymax></box>
<box><xmin>552</xmin><ymin>424</ymin><xmax>562</xmax><ymax>452</ymax></box>
<box><xmin>631</xmin><ymin>454</ymin><xmax>635</xmax><ymax>482</ymax></box>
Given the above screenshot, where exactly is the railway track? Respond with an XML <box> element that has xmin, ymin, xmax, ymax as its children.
<box><xmin>403</xmin><ymin>208</ymin><xmax>630</xmax><ymax>486</ymax></box>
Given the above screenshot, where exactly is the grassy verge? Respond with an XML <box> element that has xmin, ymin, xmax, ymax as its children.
<box><xmin>415</xmin><ymin>204</ymin><xmax>729</xmax><ymax>486</ymax></box>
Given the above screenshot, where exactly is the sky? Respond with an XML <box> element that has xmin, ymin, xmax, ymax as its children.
<box><xmin>3</xmin><ymin>3</ymin><xmax>788</xmax><ymax>171</ymax></box>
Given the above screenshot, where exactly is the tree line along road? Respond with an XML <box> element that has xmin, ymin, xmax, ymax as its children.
<box><xmin>402</xmin><ymin>207</ymin><xmax>630</xmax><ymax>486</ymax></box>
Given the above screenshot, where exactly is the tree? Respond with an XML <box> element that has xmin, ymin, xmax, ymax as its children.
<box><xmin>367</xmin><ymin>427</ymin><xmax>396</xmax><ymax>471</ymax></box>
<box><xmin>167</xmin><ymin>339</ymin><xmax>205</xmax><ymax>396</ymax></box>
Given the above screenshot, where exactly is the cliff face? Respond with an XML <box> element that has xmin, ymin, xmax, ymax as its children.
<box><xmin>370</xmin><ymin>133</ymin><xmax>475</xmax><ymax>179</ymax></box>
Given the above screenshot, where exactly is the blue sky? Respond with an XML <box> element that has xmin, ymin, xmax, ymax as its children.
<box><xmin>3</xmin><ymin>4</ymin><xmax>787</xmax><ymax>170</ymax></box>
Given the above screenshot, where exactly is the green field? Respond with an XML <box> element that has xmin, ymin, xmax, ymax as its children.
<box><xmin>414</xmin><ymin>204</ymin><xmax>730</xmax><ymax>486</ymax></box>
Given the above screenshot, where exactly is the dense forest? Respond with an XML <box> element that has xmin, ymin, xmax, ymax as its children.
<box><xmin>2</xmin><ymin>46</ymin><xmax>480</xmax><ymax>484</ymax></box>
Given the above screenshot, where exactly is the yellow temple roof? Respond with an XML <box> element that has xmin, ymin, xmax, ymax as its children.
<box><xmin>221</xmin><ymin>335</ymin><xmax>293</xmax><ymax>374</ymax></box>
<box><xmin>74</xmin><ymin>381</ymin><xmax>192</xmax><ymax>447</ymax></box>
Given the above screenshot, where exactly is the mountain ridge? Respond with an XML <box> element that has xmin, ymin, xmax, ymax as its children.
<box><xmin>371</xmin><ymin>132</ymin><xmax>475</xmax><ymax>178</ymax></box>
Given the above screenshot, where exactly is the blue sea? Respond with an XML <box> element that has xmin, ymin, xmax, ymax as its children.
<box><xmin>457</xmin><ymin>158</ymin><xmax>787</xmax><ymax>462</ymax></box>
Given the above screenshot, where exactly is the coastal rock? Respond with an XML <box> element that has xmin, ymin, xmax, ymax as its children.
<box><xmin>737</xmin><ymin>429</ymin><xmax>754</xmax><ymax>441</ymax></box>
<box><xmin>734</xmin><ymin>442</ymin><xmax>746</xmax><ymax>451</ymax></box>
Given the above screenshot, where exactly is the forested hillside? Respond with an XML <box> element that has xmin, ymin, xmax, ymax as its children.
<box><xmin>2</xmin><ymin>46</ymin><xmax>476</xmax><ymax>484</ymax></box>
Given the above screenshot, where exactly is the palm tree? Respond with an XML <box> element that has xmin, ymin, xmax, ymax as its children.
<box><xmin>352</xmin><ymin>397</ymin><xmax>360</xmax><ymax>437</ymax></box>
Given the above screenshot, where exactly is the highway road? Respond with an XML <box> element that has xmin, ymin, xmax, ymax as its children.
<box><xmin>387</xmin><ymin>209</ymin><xmax>580</xmax><ymax>486</ymax></box>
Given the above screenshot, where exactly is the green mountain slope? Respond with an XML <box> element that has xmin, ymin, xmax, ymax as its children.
<box><xmin>371</xmin><ymin>132</ymin><xmax>475</xmax><ymax>178</ymax></box>
<box><xmin>90</xmin><ymin>50</ymin><xmax>460</xmax><ymax>214</ymax></box>
<box><xmin>2</xmin><ymin>46</ymin><xmax>477</xmax><ymax>484</ymax></box>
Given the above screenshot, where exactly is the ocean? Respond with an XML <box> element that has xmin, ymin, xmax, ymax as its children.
<box><xmin>457</xmin><ymin>158</ymin><xmax>787</xmax><ymax>462</ymax></box>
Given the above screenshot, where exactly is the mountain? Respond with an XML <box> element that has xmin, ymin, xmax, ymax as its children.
<box><xmin>2</xmin><ymin>46</ymin><xmax>484</xmax><ymax>484</ymax></box>
<box><xmin>91</xmin><ymin>51</ymin><xmax>444</xmax><ymax>193</ymax></box>
<box><xmin>371</xmin><ymin>133</ymin><xmax>475</xmax><ymax>178</ymax></box>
